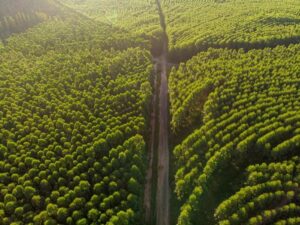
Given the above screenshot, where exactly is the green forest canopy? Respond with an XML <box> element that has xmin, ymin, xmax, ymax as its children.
<box><xmin>0</xmin><ymin>0</ymin><xmax>300</xmax><ymax>225</ymax></box>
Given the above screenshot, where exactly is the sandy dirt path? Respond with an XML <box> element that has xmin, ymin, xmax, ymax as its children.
<box><xmin>156</xmin><ymin>41</ymin><xmax>170</xmax><ymax>225</ymax></box>
<box><xmin>144</xmin><ymin>59</ymin><xmax>158</xmax><ymax>224</ymax></box>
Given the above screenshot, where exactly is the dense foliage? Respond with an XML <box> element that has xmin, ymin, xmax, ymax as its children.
<box><xmin>58</xmin><ymin>0</ymin><xmax>164</xmax><ymax>55</ymax></box>
<box><xmin>161</xmin><ymin>0</ymin><xmax>300</xmax><ymax>61</ymax></box>
<box><xmin>170</xmin><ymin>45</ymin><xmax>300</xmax><ymax>225</ymax></box>
<box><xmin>2</xmin><ymin>0</ymin><xmax>300</xmax><ymax>225</ymax></box>
<box><xmin>0</xmin><ymin>0</ymin><xmax>64</xmax><ymax>40</ymax></box>
<box><xmin>216</xmin><ymin>157</ymin><xmax>300</xmax><ymax>225</ymax></box>
<box><xmin>0</xmin><ymin>9</ymin><xmax>153</xmax><ymax>225</ymax></box>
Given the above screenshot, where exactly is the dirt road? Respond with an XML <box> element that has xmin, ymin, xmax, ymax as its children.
<box><xmin>144</xmin><ymin>59</ymin><xmax>158</xmax><ymax>224</ymax></box>
<box><xmin>144</xmin><ymin>1</ymin><xmax>170</xmax><ymax>224</ymax></box>
<box><xmin>156</xmin><ymin>41</ymin><xmax>169</xmax><ymax>225</ymax></box>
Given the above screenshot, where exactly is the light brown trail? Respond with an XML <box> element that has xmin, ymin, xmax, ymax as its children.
<box><xmin>156</xmin><ymin>41</ymin><xmax>169</xmax><ymax>225</ymax></box>
<box><xmin>144</xmin><ymin>58</ymin><xmax>158</xmax><ymax>224</ymax></box>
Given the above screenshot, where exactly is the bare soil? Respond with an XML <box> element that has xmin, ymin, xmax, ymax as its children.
<box><xmin>156</xmin><ymin>42</ymin><xmax>170</xmax><ymax>225</ymax></box>
<box><xmin>144</xmin><ymin>58</ymin><xmax>158</xmax><ymax>224</ymax></box>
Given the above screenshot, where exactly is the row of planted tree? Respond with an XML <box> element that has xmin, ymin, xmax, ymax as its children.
<box><xmin>169</xmin><ymin>45</ymin><xmax>300</xmax><ymax>225</ymax></box>
<box><xmin>0</xmin><ymin>9</ymin><xmax>154</xmax><ymax>224</ymax></box>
